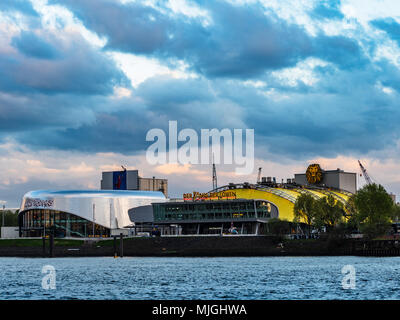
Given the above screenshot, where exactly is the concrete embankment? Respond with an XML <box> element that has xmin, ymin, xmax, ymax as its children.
<box><xmin>0</xmin><ymin>236</ymin><xmax>400</xmax><ymax>257</ymax></box>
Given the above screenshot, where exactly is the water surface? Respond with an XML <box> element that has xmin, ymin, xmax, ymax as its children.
<box><xmin>0</xmin><ymin>256</ymin><xmax>399</xmax><ymax>299</ymax></box>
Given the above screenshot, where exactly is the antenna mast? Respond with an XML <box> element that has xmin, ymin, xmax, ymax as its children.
<box><xmin>212</xmin><ymin>156</ymin><xmax>218</xmax><ymax>190</ymax></box>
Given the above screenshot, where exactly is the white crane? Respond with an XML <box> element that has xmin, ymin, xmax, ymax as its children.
<box><xmin>358</xmin><ymin>160</ymin><xmax>373</xmax><ymax>185</ymax></box>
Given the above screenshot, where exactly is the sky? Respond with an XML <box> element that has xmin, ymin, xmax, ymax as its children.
<box><xmin>1</xmin><ymin>0</ymin><xmax>400</xmax><ymax>207</ymax></box>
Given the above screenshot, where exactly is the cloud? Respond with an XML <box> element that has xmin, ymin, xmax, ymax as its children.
<box><xmin>53</xmin><ymin>0</ymin><xmax>365</xmax><ymax>79</ymax></box>
<box><xmin>310</xmin><ymin>0</ymin><xmax>344</xmax><ymax>20</ymax></box>
<box><xmin>11</xmin><ymin>31</ymin><xmax>60</xmax><ymax>59</ymax></box>
<box><xmin>312</xmin><ymin>34</ymin><xmax>367</xmax><ymax>69</ymax></box>
<box><xmin>0</xmin><ymin>32</ymin><xmax>129</xmax><ymax>95</ymax></box>
<box><xmin>0</xmin><ymin>0</ymin><xmax>38</xmax><ymax>16</ymax></box>
<box><xmin>371</xmin><ymin>17</ymin><xmax>400</xmax><ymax>45</ymax></box>
<box><xmin>12</xmin><ymin>61</ymin><xmax>399</xmax><ymax>162</ymax></box>
<box><xmin>2</xmin><ymin>0</ymin><xmax>400</xmax><ymax>206</ymax></box>
<box><xmin>50</xmin><ymin>0</ymin><xmax>173</xmax><ymax>54</ymax></box>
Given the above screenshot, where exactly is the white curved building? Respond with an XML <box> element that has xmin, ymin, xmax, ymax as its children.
<box><xmin>19</xmin><ymin>190</ymin><xmax>166</xmax><ymax>238</ymax></box>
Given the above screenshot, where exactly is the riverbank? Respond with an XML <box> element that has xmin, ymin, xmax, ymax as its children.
<box><xmin>1</xmin><ymin>236</ymin><xmax>400</xmax><ymax>257</ymax></box>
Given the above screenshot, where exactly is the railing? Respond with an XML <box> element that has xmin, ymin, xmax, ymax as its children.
<box><xmin>295</xmin><ymin>189</ymin><xmax>320</xmax><ymax>200</ymax></box>
<box><xmin>53</xmin><ymin>223</ymin><xmax>86</xmax><ymax>238</ymax></box>
<box><xmin>316</xmin><ymin>189</ymin><xmax>348</xmax><ymax>204</ymax></box>
<box><xmin>256</xmin><ymin>187</ymin><xmax>297</xmax><ymax>203</ymax></box>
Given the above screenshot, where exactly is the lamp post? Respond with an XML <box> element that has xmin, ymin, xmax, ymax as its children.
<box><xmin>92</xmin><ymin>203</ymin><xmax>95</xmax><ymax>237</ymax></box>
<box><xmin>1</xmin><ymin>203</ymin><xmax>5</xmax><ymax>227</ymax></box>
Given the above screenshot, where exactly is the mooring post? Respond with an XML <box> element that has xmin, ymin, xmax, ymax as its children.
<box><xmin>119</xmin><ymin>233</ymin><xmax>123</xmax><ymax>258</ymax></box>
<box><xmin>113</xmin><ymin>236</ymin><xmax>117</xmax><ymax>258</ymax></box>
<box><xmin>42</xmin><ymin>236</ymin><xmax>46</xmax><ymax>258</ymax></box>
<box><xmin>49</xmin><ymin>231</ymin><xmax>54</xmax><ymax>258</ymax></box>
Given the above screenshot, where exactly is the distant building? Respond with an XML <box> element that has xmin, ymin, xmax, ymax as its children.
<box><xmin>294</xmin><ymin>164</ymin><xmax>357</xmax><ymax>194</ymax></box>
<box><xmin>101</xmin><ymin>169</ymin><xmax>168</xmax><ymax>197</ymax></box>
<box><xmin>390</xmin><ymin>193</ymin><xmax>396</xmax><ymax>203</ymax></box>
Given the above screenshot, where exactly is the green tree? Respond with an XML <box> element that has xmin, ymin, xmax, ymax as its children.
<box><xmin>353</xmin><ymin>183</ymin><xmax>395</xmax><ymax>239</ymax></box>
<box><xmin>267</xmin><ymin>218</ymin><xmax>291</xmax><ymax>236</ymax></box>
<box><xmin>314</xmin><ymin>195</ymin><xmax>345</xmax><ymax>231</ymax></box>
<box><xmin>392</xmin><ymin>204</ymin><xmax>400</xmax><ymax>223</ymax></box>
<box><xmin>0</xmin><ymin>210</ymin><xmax>18</xmax><ymax>227</ymax></box>
<box><xmin>344</xmin><ymin>194</ymin><xmax>357</xmax><ymax>219</ymax></box>
<box><xmin>293</xmin><ymin>193</ymin><xmax>316</xmax><ymax>236</ymax></box>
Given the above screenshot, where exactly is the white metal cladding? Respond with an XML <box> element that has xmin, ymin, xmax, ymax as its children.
<box><xmin>20</xmin><ymin>190</ymin><xmax>167</xmax><ymax>229</ymax></box>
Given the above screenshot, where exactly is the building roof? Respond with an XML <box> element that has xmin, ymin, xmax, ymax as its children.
<box><xmin>23</xmin><ymin>189</ymin><xmax>165</xmax><ymax>199</ymax></box>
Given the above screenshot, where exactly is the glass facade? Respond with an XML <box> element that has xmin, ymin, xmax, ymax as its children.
<box><xmin>150</xmin><ymin>199</ymin><xmax>279</xmax><ymax>235</ymax></box>
<box><xmin>153</xmin><ymin>200</ymin><xmax>278</xmax><ymax>222</ymax></box>
<box><xmin>19</xmin><ymin>209</ymin><xmax>110</xmax><ymax>238</ymax></box>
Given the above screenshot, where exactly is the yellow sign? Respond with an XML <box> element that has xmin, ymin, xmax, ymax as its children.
<box><xmin>306</xmin><ymin>164</ymin><xmax>323</xmax><ymax>184</ymax></box>
<box><xmin>183</xmin><ymin>190</ymin><xmax>237</xmax><ymax>201</ymax></box>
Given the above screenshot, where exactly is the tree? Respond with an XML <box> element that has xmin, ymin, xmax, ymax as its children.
<box><xmin>267</xmin><ymin>218</ymin><xmax>291</xmax><ymax>236</ymax></box>
<box><xmin>0</xmin><ymin>210</ymin><xmax>18</xmax><ymax>227</ymax></box>
<box><xmin>293</xmin><ymin>193</ymin><xmax>316</xmax><ymax>236</ymax></box>
<box><xmin>393</xmin><ymin>204</ymin><xmax>400</xmax><ymax>223</ymax></box>
<box><xmin>314</xmin><ymin>195</ymin><xmax>345</xmax><ymax>231</ymax></box>
<box><xmin>353</xmin><ymin>183</ymin><xmax>395</xmax><ymax>239</ymax></box>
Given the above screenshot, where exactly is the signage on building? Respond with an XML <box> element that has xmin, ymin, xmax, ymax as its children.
<box><xmin>183</xmin><ymin>190</ymin><xmax>237</xmax><ymax>201</ymax></box>
<box><xmin>24</xmin><ymin>198</ymin><xmax>54</xmax><ymax>209</ymax></box>
<box><xmin>306</xmin><ymin>163</ymin><xmax>323</xmax><ymax>184</ymax></box>
<box><xmin>113</xmin><ymin>170</ymin><xmax>127</xmax><ymax>190</ymax></box>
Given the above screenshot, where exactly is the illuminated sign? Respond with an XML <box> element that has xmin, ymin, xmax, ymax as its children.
<box><xmin>24</xmin><ymin>198</ymin><xmax>54</xmax><ymax>209</ymax></box>
<box><xmin>183</xmin><ymin>191</ymin><xmax>237</xmax><ymax>201</ymax></box>
<box><xmin>306</xmin><ymin>164</ymin><xmax>323</xmax><ymax>184</ymax></box>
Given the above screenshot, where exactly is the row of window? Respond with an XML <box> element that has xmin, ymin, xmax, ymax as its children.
<box><xmin>155</xmin><ymin>210</ymin><xmax>272</xmax><ymax>221</ymax></box>
<box><xmin>154</xmin><ymin>200</ymin><xmax>275</xmax><ymax>221</ymax></box>
<box><xmin>20</xmin><ymin>210</ymin><xmax>109</xmax><ymax>238</ymax></box>
<box><xmin>162</xmin><ymin>200</ymin><xmax>271</xmax><ymax>213</ymax></box>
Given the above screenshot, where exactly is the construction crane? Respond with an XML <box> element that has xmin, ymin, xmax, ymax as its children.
<box><xmin>257</xmin><ymin>167</ymin><xmax>262</xmax><ymax>184</ymax></box>
<box><xmin>358</xmin><ymin>160</ymin><xmax>373</xmax><ymax>185</ymax></box>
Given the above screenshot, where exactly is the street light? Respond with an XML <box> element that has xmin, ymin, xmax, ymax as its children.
<box><xmin>0</xmin><ymin>201</ymin><xmax>6</xmax><ymax>227</ymax></box>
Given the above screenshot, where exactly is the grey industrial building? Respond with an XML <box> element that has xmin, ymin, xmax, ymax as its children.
<box><xmin>294</xmin><ymin>168</ymin><xmax>357</xmax><ymax>194</ymax></box>
<box><xmin>101</xmin><ymin>169</ymin><xmax>168</xmax><ymax>197</ymax></box>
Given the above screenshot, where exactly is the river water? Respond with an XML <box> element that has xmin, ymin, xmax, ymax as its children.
<box><xmin>0</xmin><ymin>256</ymin><xmax>399</xmax><ymax>300</ymax></box>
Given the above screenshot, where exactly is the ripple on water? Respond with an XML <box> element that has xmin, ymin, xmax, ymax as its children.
<box><xmin>0</xmin><ymin>256</ymin><xmax>399</xmax><ymax>299</ymax></box>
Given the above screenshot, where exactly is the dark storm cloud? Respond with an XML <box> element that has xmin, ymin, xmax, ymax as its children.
<box><xmin>52</xmin><ymin>0</ymin><xmax>365</xmax><ymax>79</ymax></box>
<box><xmin>11</xmin><ymin>31</ymin><xmax>60</xmax><ymax>60</ymax></box>
<box><xmin>16</xmin><ymin>77</ymin><xmax>235</xmax><ymax>153</ymax></box>
<box><xmin>0</xmin><ymin>33</ymin><xmax>128</xmax><ymax>95</ymax></box>
<box><xmin>313</xmin><ymin>35</ymin><xmax>367</xmax><ymax>69</ymax></box>
<box><xmin>49</xmin><ymin>0</ymin><xmax>172</xmax><ymax>54</ymax></box>
<box><xmin>0</xmin><ymin>0</ymin><xmax>399</xmax><ymax>162</ymax></box>
<box><xmin>137</xmin><ymin>76</ymin><xmax>214</xmax><ymax>107</ymax></box>
<box><xmin>0</xmin><ymin>92</ymin><xmax>100</xmax><ymax>134</ymax></box>
<box><xmin>18</xmin><ymin>106</ymin><xmax>161</xmax><ymax>154</ymax></box>
<box><xmin>175</xmin><ymin>1</ymin><xmax>314</xmax><ymax>78</ymax></box>
<box><xmin>16</xmin><ymin>60</ymin><xmax>400</xmax><ymax>160</ymax></box>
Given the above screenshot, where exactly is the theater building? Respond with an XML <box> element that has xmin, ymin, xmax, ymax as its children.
<box><xmin>18</xmin><ymin>190</ymin><xmax>166</xmax><ymax>238</ymax></box>
<box><xmin>143</xmin><ymin>164</ymin><xmax>355</xmax><ymax>236</ymax></box>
